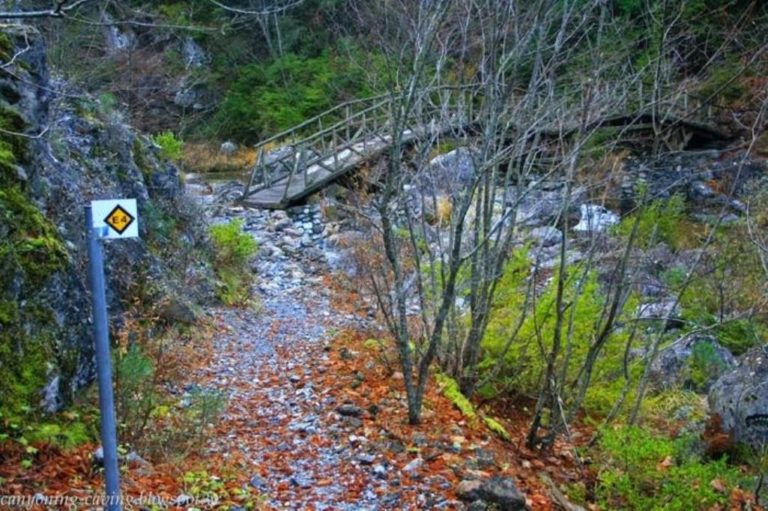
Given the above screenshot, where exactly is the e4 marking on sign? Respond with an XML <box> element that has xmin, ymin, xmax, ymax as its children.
<box><xmin>104</xmin><ymin>205</ymin><xmax>135</xmax><ymax>235</ymax></box>
<box><xmin>90</xmin><ymin>199</ymin><xmax>139</xmax><ymax>239</ymax></box>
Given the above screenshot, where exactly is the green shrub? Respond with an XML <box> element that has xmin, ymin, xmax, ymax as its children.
<box><xmin>25</xmin><ymin>420</ymin><xmax>93</xmax><ymax>448</ymax></box>
<box><xmin>208</xmin><ymin>219</ymin><xmax>258</xmax><ymax>305</ymax></box>
<box><xmin>213</xmin><ymin>51</ymin><xmax>371</xmax><ymax>142</ymax></box>
<box><xmin>698</xmin><ymin>59</ymin><xmax>748</xmax><ymax>104</ymax></box>
<box><xmin>115</xmin><ymin>343</ymin><xmax>157</xmax><ymax>446</ymax></box>
<box><xmin>480</xmin><ymin>254</ymin><xmax>632</xmax><ymax>401</ymax></box>
<box><xmin>686</xmin><ymin>340</ymin><xmax>729</xmax><ymax>392</ymax></box>
<box><xmin>151</xmin><ymin>131</ymin><xmax>184</xmax><ymax>162</ymax></box>
<box><xmin>714</xmin><ymin>319</ymin><xmax>766</xmax><ymax>356</ymax></box>
<box><xmin>114</xmin><ymin>342</ymin><xmax>226</xmax><ymax>458</ymax></box>
<box><xmin>615</xmin><ymin>194</ymin><xmax>687</xmax><ymax>250</ymax></box>
<box><xmin>209</xmin><ymin>219</ymin><xmax>258</xmax><ymax>267</ymax></box>
<box><xmin>594</xmin><ymin>426</ymin><xmax>750</xmax><ymax>510</ymax></box>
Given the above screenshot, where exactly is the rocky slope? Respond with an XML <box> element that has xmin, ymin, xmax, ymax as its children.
<box><xmin>0</xmin><ymin>23</ymin><xmax>212</xmax><ymax>425</ymax></box>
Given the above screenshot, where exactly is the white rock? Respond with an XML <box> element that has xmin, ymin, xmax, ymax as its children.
<box><xmin>573</xmin><ymin>204</ymin><xmax>619</xmax><ymax>232</ymax></box>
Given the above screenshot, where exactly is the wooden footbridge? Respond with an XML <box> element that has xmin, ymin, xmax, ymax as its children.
<box><xmin>240</xmin><ymin>86</ymin><xmax>478</xmax><ymax>209</ymax></box>
<box><xmin>239</xmin><ymin>85</ymin><xmax>729</xmax><ymax>209</ymax></box>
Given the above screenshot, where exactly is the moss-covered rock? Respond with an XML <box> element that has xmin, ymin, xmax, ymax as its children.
<box><xmin>0</xmin><ymin>186</ymin><xmax>68</xmax><ymax>283</ymax></box>
<box><xmin>435</xmin><ymin>373</ymin><xmax>477</xmax><ymax>420</ymax></box>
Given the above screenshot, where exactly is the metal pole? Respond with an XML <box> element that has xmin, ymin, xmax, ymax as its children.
<box><xmin>85</xmin><ymin>206</ymin><xmax>122</xmax><ymax>511</ymax></box>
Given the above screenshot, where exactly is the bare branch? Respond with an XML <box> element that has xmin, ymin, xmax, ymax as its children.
<box><xmin>0</xmin><ymin>0</ymin><xmax>92</xmax><ymax>19</ymax></box>
<box><xmin>206</xmin><ymin>0</ymin><xmax>304</xmax><ymax>17</ymax></box>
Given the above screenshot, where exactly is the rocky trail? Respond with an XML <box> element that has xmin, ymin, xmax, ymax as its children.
<box><xmin>186</xmin><ymin>183</ymin><xmax>553</xmax><ymax>510</ymax></box>
<box><xmin>195</xmin><ymin>186</ymin><xmax>465</xmax><ymax>510</ymax></box>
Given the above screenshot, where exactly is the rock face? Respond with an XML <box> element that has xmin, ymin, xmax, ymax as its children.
<box><xmin>650</xmin><ymin>335</ymin><xmax>736</xmax><ymax>392</ymax></box>
<box><xmin>0</xmin><ymin>25</ymin><xmax>210</xmax><ymax>419</ymax></box>
<box><xmin>709</xmin><ymin>346</ymin><xmax>768</xmax><ymax>448</ymax></box>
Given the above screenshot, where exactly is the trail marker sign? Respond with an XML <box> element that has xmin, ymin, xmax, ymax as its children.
<box><xmin>85</xmin><ymin>197</ymin><xmax>140</xmax><ymax>511</ymax></box>
<box><xmin>91</xmin><ymin>199</ymin><xmax>139</xmax><ymax>239</ymax></box>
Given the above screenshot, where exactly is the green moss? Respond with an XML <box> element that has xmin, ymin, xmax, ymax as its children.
<box><xmin>0</xmin><ymin>32</ymin><xmax>12</xmax><ymax>61</ymax></box>
<box><xmin>25</xmin><ymin>420</ymin><xmax>93</xmax><ymax>448</ymax></box>
<box><xmin>435</xmin><ymin>373</ymin><xmax>476</xmax><ymax>419</ymax></box>
<box><xmin>363</xmin><ymin>338</ymin><xmax>382</xmax><ymax>351</ymax></box>
<box><xmin>0</xmin><ymin>322</ymin><xmax>52</xmax><ymax>424</ymax></box>
<box><xmin>0</xmin><ymin>187</ymin><xmax>68</xmax><ymax>284</ymax></box>
<box><xmin>483</xmin><ymin>416</ymin><xmax>511</xmax><ymax>441</ymax></box>
<box><xmin>0</xmin><ymin>300</ymin><xmax>18</xmax><ymax>324</ymax></box>
<box><xmin>0</xmin><ymin>103</ymin><xmax>28</xmax><ymax>187</ymax></box>
<box><xmin>0</xmin><ymin>184</ymin><xmax>69</xmax><ymax>431</ymax></box>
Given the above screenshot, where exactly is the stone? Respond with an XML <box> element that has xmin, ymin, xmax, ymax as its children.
<box><xmin>356</xmin><ymin>453</ymin><xmax>376</xmax><ymax>465</ymax></box>
<box><xmin>92</xmin><ymin>446</ymin><xmax>104</xmax><ymax>465</ymax></box>
<box><xmin>457</xmin><ymin>476</ymin><xmax>526</xmax><ymax>510</ymax></box>
<box><xmin>423</xmin><ymin>148</ymin><xmax>477</xmax><ymax>197</ymax></box>
<box><xmin>182</xmin><ymin>37</ymin><xmax>208</xmax><ymax>68</ymax></box>
<box><xmin>249</xmin><ymin>475</ymin><xmax>268</xmax><ymax>491</ymax></box>
<box><xmin>159</xmin><ymin>296</ymin><xmax>198</xmax><ymax>324</ymax></box>
<box><xmin>372</xmin><ymin>463</ymin><xmax>388</xmax><ymax>479</ymax></box>
<box><xmin>528</xmin><ymin>226</ymin><xmax>562</xmax><ymax>248</ymax></box>
<box><xmin>710</xmin><ymin>346</ymin><xmax>768</xmax><ymax>449</ymax></box>
<box><xmin>637</xmin><ymin>299</ymin><xmax>678</xmax><ymax>320</ymax></box>
<box><xmin>219</xmin><ymin>140</ymin><xmax>237</xmax><ymax>156</ymax></box>
<box><xmin>473</xmin><ymin>448</ymin><xmax>496</xmax><ymax>470</ymax></box>
<box><xmin>403</xmin><ymin>457</ymin><xmax>423</xmax><ymax>473</ymax></box>
<box><xmin>40</xmin><ymin>375</ymin><xmax>61</xmax><ymax>413</ymax></box>
<box><xmin>573</xmin><ymin>204</ymin><xmax>620</xmax><ymax>233</ymax></box>
<box><xmin>125</xmin><ymin>451</ymin><xmax>149</xmax><ymax>467</ymax></box>
<box><xmin>535</xmin><ymin>249</ymin><xmax>584</xmax><ymax>270</ymax></box>
<box><xmin>456</xmin><ymin>479</ymin><xmax>483</xmax><ymax>500</ymax></box>
<box><xmin>336</xmin><ymin>403</ymin><xmax>364</xmax><ymax>417</ymax></box>
<box><xmin>649</xmin><ymin>335</ymin><xmax>736</xmax><ymax>392</ymax></box>
<box><xmin>689</xmin><ymin>181</ymin><xmax>715</xmax><ymax>201</ymax></box>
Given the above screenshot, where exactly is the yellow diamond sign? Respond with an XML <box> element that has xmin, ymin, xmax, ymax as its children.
<box><xmin>91</xmin><ymin>199</ymin><xmax>140</xmax><ymax>239</ymax></box>
<box><xmin>104</xmin><ymin>205</ymin><xmax>135</xmax><ymax>235</ymax></box>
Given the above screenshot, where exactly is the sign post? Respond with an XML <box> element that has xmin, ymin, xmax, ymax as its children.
<box><xmin>85</xmin><ymin>199</ymin><xmax>139</xmax><ymax>511</ymax></box>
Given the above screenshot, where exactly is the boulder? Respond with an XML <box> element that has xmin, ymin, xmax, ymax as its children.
<box><xmin>573</xmin><ymin>204</ymin><xmax>619</xmax><ymax>233</ymax></box>
<box><xmin>215</xmin><ymin>180</ymin><xmax>245</xmax><ymax>203</ymax></box>
<box><xmin>650</xmin><ymin>335</ymin><xmax>736</xmax><ymax>392</ymax></box>
<box><xmin>636</xmin><ymin>299</ymin><xmax>683</xmax><ymax>329</ymax></box>
<box><xmin>425</xmin><ymin>148</ymin><xmax>477</xmax><ymax>196</ymax></box>
<box><xmin>709</xmin><ymin>346</ymin><xmax>768</xmax><ymax>448</ymax></box>
<box><xmin>528</xmin><ymin>226</ymin><xmax>562</xmax><ymax>248</ymax></box>
<box><xmin>159</xmin><ymin>296</ymin><xmax>198</xmax><ymax>325</ymax></box>
<box><xmin>456</xmin><ymin>476</ymin><xmax>526</xmax><ymax>510</ymax></box>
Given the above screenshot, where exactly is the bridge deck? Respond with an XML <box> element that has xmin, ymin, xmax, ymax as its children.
<box><xmin>241</xmin><ymin>138</ymin><xmax>390</xmax><ymax>208</ymax></box>
<box><xmin>241</xmin><ymin>126</ymin><xmax>440</xmax><ymax>209</ymax></box>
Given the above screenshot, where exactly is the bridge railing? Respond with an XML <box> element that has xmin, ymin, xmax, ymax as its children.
<box><xmin>242</xmin><ymin>85</ymin><xmax>481</xmax><ymax>201</ymax></box>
